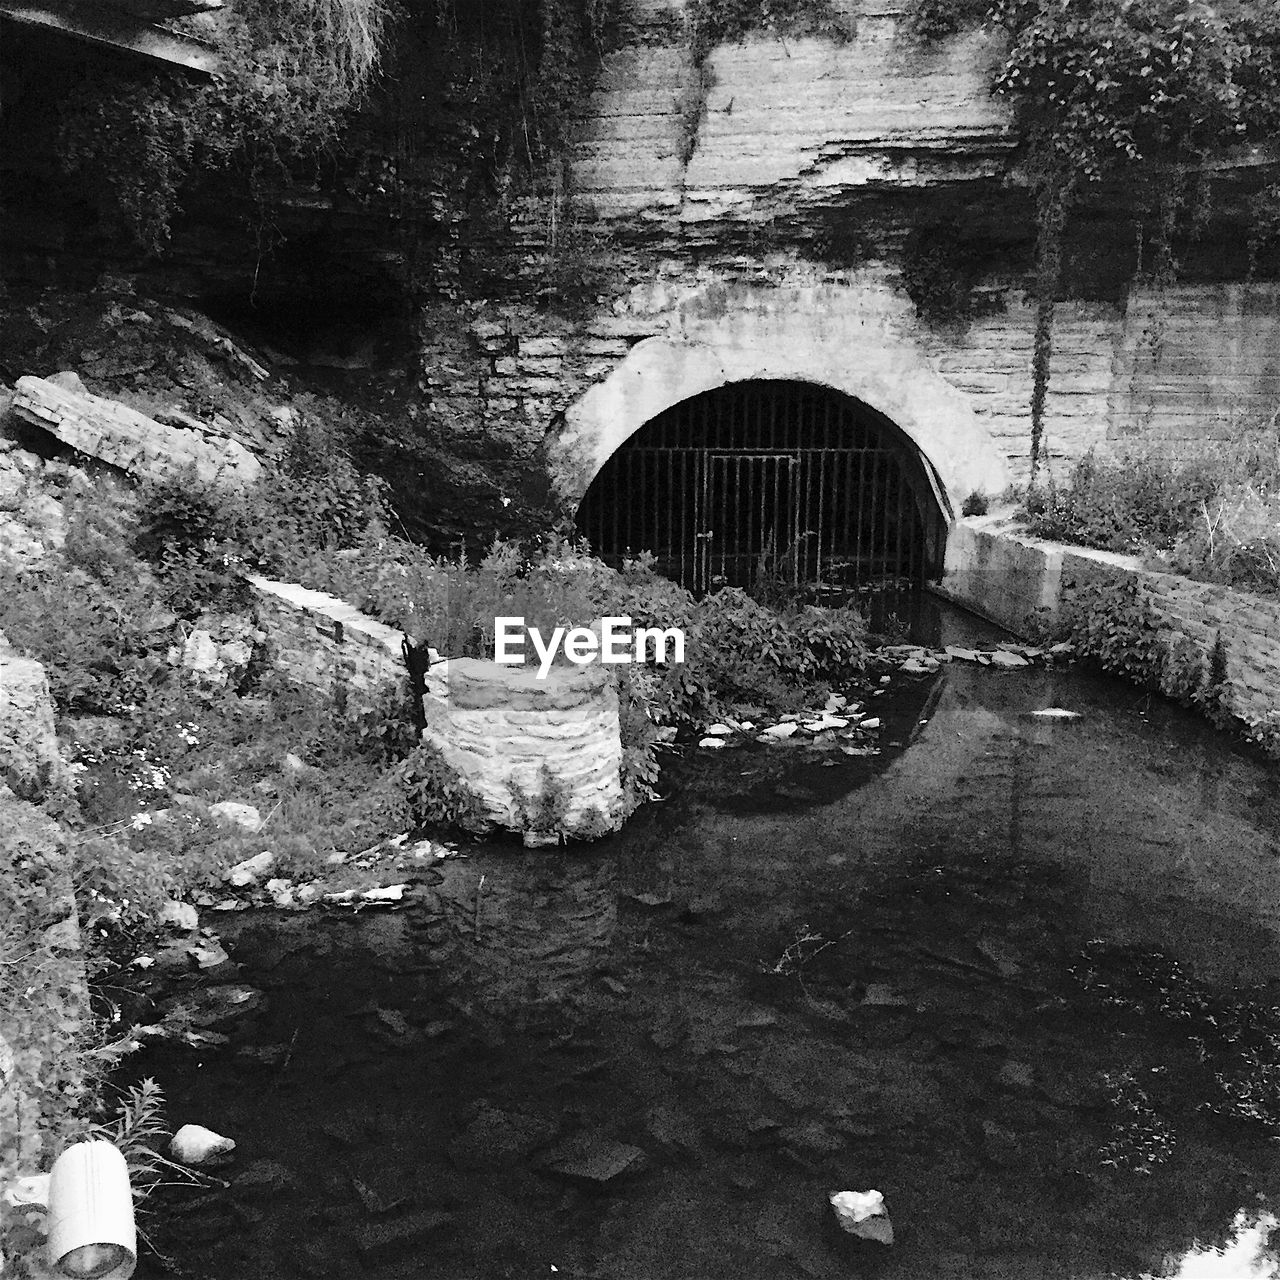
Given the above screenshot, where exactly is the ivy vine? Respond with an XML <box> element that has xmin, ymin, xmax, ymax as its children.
<box><xmin>911</xmin><ymin>0</ymin><xmax>1280</xmax><ymax>486</ymax></box>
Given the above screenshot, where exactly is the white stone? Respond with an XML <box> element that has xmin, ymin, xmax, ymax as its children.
<box><xmin>698</xmin><ymin>736</ymin><xmax>727</xmax><ymax>749</ymax></box>
<box><xmin>758</xmin><ymin>722</ymin><xmax>798</xmax><ymax>740</ymax></box>
<box><xmin>210</xmin><ymin>801</ymin><xmax>263</xmax><ymax>833</ymax></box>
<box><xmin>705</xmin><ymin>723</ymin><xmax>733</xmax><ymax>736</ymax></box>
<box><xmin>169</xmin><ymin>1125</ymin><xmax>236</xmax><ymax>1166</ymax></box>
<box><xmin>283</xmin><ymin>752</ymin><xmax>308</xmax><ymax>772</ymax></box>
<box><xmin>1031</xmin><ymin>707</ymin><xmax>1081</xmax><ymax>719</ymax></box>
<box><xmin>859</xmin><ymin>718</ymin><xmax>881</xmax><ymax>731</ymax></box>
<box><xmin>830</xmin><ymin>1189</ymin><xmax>894</xmax><ymax>1245</ymax></box>
<box><xmin>989</xmin><ymin>650</ymin><xmax>1029</xmax><ymax>668</ymax></box>
<box><xmin>226</xmin><ymin>850</ymin><xmax>275</xmax><ymax>887</ymax></box>
<box><xmin>158</xmin><ymin>900</ymin><xmax>198</xmax><ymax>932</ymax></box>
<box><xmin>265</xmin><ymin>878</ymin><xmax>295</xmax><ymax>908</ymax></box>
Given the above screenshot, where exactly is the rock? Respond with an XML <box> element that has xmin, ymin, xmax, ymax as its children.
<box><xmin>235</xmin><ymin>1159</ymin><xmax>296</xmax><ymax>1194</ymax></box>
<box><xmin>356</xmin><ymin>1211</ymin><xmax>453</xmax><ymax>1263</ymax></box>
<box><xmin>170</xmin><ymin>1124</ymin><xmax>236</xmax><ymax>1166</ymax></box>
<box><xmin>944</xmin><ymin>646</ymin><xmax>980</xmax><ymax>662</ymax></box>
<box><xmin>802</xmin><ymin>715</ymin><xmax>848</xmax><ymax>731</ymax></box>
<box><xmin>705</xmin><ymin>723</ymin><xmax>733</xmax><ymax>736</ymax></box>
<box><xmin>447</xmin><ymin>1106</ymin><xmax>556</xmax><ymax>1171</ymax></box>
<box><xmin>158</xmin><ymin>984</ymin><xmax>263</xmax><ymax>1031</ymax></box>
<box><xmin>265</xmin><ymin>878</ymin><xmax>296</xmax><ymax>908</ymax></box>
<box><xmin>1031</xmin><ymin>707</ymin><xmax>1081</xmax><ymax>719</ymax></box>
<box><xmin>226</xmin><ymin>849</ymin><xmax>274</xmax><ymax>885</ymax></box>
<box><xmin>212</xmin><ymin>802</ymin><xmax>264</xmax><ymax>834</ymax></box>
<box><xmin>829</xmin><ymin>1189</ymin><xmax>893</xmax><ymax>1245</ymax></box>
<box><xmin>759</xmin><ymin>722</ymin><xmax>798</xmax><ymax>741</ymax></box>
<box><xmin>324</xmin><ymin>884</ymin><xmax>407</xmax><ymax>907</ymax></box>
<box><xmin>989</xmin><ymin>649</ymin><xmax>1029</xmax><ymax>668</ymax></box>
<box><xmin>350</xmin><ymin>1172</ymin><xmax>409</xmax><ymax>1216</ymax></box>
<box><xmin>858</xmin><ymin>718</ymin><xmax>881</xmax><ymax>731</ymax></box>
<box><xmin>283</xmin><ymin>752</ymin><xmax>308</xmax><ymax>772</ymax></box>
<box><xmin>158</xmin><ymin>900</ymin><xmax>199</xmax><ymax>932</ymax></box>
<box><xmin>698</xmin><ymin>736</ymin><xmax>727</xmax><ymax>749</ymax></box>
<box><xmin>47</xmin><ymin>371</ymin><xmax>88</xmax><ymax>396</ymax></box>
<box><xmin>191</xmin><ymin>938</ymin><xmax>230</xmax><ymax>969</ymax></box>
<box><xmin>538</xmin><ymin>1133</ymin><xmax>647</xmax><ymax>1184</ymax></box>
<box><xmin>0</xmin><ymin>460</ymin><xmax>24</xmax><ymax>512</ymax></box>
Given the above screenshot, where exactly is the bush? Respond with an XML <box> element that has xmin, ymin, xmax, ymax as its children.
<box><xmin>1023</xmin><ymin>449</ymin><xmax>1218</xmax><ymax>554</ymax></box>
<box><xmin>1023</xmin><ymin>429</ymin><xmax>1280</xmax><ymax>598</ymax></box>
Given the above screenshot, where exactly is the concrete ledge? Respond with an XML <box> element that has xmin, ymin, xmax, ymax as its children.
<box><xmin>939</xmin><ymin>517</ymin><xmax>1280</xmax><ymax>742</ymax></box>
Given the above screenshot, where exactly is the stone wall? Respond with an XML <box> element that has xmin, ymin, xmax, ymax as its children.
<box><xmin>246</xmin><ymin>576</ymin><xmax>420</xmax><ymax>712</ymax></box>
<box><xmin>938</xmin><ymin>520</ymin><xmax>1280</xmax><ymax>746</ymax></box>
<box><xmin>422</xmin><ymin>658</ymin><xmax>625</xmax><ymax>845</ymax></box>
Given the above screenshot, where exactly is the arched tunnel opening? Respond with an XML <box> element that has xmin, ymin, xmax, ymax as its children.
<box><xmin>574</xmin><ymin>380</ymin><xmax>948</xmax><ymax>594</ymax></box>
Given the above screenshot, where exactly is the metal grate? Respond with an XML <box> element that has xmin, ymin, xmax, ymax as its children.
<box><xmin>575</xmin><ymin>380</ymin><xmax>946</xmax><ymax>593</ymax></box>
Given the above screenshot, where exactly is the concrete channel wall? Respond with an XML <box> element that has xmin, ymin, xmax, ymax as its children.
<box><xmin>938</xmin><ymin>517</ymin><xmax>1280</xmax><ymax>744</ymax></box>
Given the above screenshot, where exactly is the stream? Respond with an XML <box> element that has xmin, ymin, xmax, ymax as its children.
<box><xmin>130</xmin><ymin>598</ymin><xmax>1280</xmax><ymax>1280</ymax></box>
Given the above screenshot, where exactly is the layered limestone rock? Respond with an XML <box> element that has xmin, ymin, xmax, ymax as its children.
<box><xmin>0</xmin><ymin>630</ymin><xmax>72</xmax><ymax>802</ymax></box>
<box><xmin>423</xmin><ymin>658</ymin><xmax>625</xmax><ymax>845</ymax></box>
<box><xmin>12</xmin><ymin>375</ymin><xmax>261</xmax><ymax>489</ymax></box>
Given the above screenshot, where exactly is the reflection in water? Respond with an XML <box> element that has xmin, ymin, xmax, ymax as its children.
<box><xmin>1154</xmin><ymin>1211</ymin><xmax>1280</xmax><ymax>1279</ymax></box>
<box><xmin>134</xmin><ymin>599</ymin><xmax>1280</xmax><ymax>1280</ymax></box>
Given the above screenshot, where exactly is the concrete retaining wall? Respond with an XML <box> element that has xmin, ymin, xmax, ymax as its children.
<box><xmin>938</xmin><ymin>519</ymin><xmax>1280</xmax><ymax>747</ymax></box>
<box><xmin>423</xmin><ymin>657</ymin><xmax>625</xmax><ymax>845</ymax></box>
<box><xmin>247</xmin><ymin>576</ymin><xmax>419</xmax><ymax>713</ymax></box>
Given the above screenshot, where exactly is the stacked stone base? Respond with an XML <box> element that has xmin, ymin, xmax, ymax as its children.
<box><xmin>423</xmin><ymin>658</ymin><xmax>625</xmax><ymax>845</ymax></box>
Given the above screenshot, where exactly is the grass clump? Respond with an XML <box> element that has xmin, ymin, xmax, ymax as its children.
<box><xmin>1023</xmin><ymin>421</ymin><xmax>1280</xmax><ymax>597</ymax></box>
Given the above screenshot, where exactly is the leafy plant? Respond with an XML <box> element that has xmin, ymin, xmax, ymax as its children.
<box><xmin>391</xmin><ymin>740</ymin><xmax>487</xmax><ymax>831</ymax></box>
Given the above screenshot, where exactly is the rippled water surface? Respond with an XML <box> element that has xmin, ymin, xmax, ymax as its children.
<box><xmin>135</xmin><ymin>599</ymin><xmax>1280</xmax><ymax>1280</ymax></box>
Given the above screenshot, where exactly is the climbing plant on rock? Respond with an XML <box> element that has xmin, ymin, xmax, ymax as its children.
<box><xmin>911</xmin><ymin>0</ymin><xmax>1280</xmax><ymax>485</ymax></box>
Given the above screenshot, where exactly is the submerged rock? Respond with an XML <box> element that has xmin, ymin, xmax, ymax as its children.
<box><xmin>539</xmin><ymin>1133</ymin><xmax>647</xmax><ymax>1184</ymax></box>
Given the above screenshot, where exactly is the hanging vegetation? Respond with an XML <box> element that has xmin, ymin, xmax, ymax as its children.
<box><xmin>910</xmin><ymin>0</ymin><xmax>1280</xmax><ymax>484</ymax></box>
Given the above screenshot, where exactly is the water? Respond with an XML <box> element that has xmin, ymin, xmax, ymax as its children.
<box><xmin>131</xmin><ymin>599</ymin><xmax>1280</xmax><ymax>1280</ymax></box>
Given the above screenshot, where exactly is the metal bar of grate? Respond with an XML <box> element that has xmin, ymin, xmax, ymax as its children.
<box><xmin>575</xmin><ymin>380</ymin><xmax>942</xmax><ymax>593</ymax></box>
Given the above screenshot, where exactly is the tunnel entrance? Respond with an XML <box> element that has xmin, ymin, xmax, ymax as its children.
<box><xmin>574</xmin><ymin>380</ymin><xmax>947</xmax><ymax>594</ymax></box>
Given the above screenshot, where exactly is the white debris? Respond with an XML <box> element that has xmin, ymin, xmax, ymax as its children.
<box><xmin>209</xmin><ymin>801</ymin><xmax>263</xmax><ymax>833</ymax></box>
<box><xmin>989</xmin><ymin>650</ymin><xmax>1030</xmax><ymax>669</ymax></box>
<box><xmin>698</xmin><ymin>737</ymin><xmax>727</xmax><ymax>749</ymax></box>
<box><xmin>2</xmin><ymin>1174</ymin><xmax>50</xmax><ymax>1209</ymax></box>
<box><xmin>803</xmin><ymin>715</ymin><xmax>850</xmax><ymax>732</ymax></box>
<box><xmin>758</xmin><ymin>722</ymin><xmax>798</xmax><ymax>741</ymax></box>
<box><xmin>170</xmin><ymin>1124</ymin><xmax>236</xmax><ymax>1166</ymax></box>
<box><xmin>325</xmin><ymin>884</ymin><xmax>408</xmax><ymax>907</ymax></box>
<box><xmin>1031</xmin><ymin>707</ymin><xmax>1081</xmax><ymax>719</ymax></box>
<box><xmin>829</xmin><ymin>1189</ymin><xmax>894</xmax><ymax>1245</ymax></box>
<box><xmin>859</xmin><ymin>718</ymin><xmax>881</xmax><ymax>731</ymax></box>
<box><xmin>265</xmin><ymin>878</ymin><xmax>296</xmax><ymax>908</ymax></box>
<box><xmin>226</xmin><ymin>850</ymin><xmax>275</xmax><ymax>887</ymax></box>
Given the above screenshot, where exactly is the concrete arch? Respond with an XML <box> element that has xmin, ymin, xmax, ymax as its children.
<box><xmin>548</xmin><ymin>320</ymin><xmax>1009</xmax><ymax>519</ymax></box>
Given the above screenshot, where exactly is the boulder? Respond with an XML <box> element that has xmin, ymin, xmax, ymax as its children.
<box><xmin>212</xmin><ymin>803</ymin><xmax>264</xmax><ymax>835</ymax></box>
